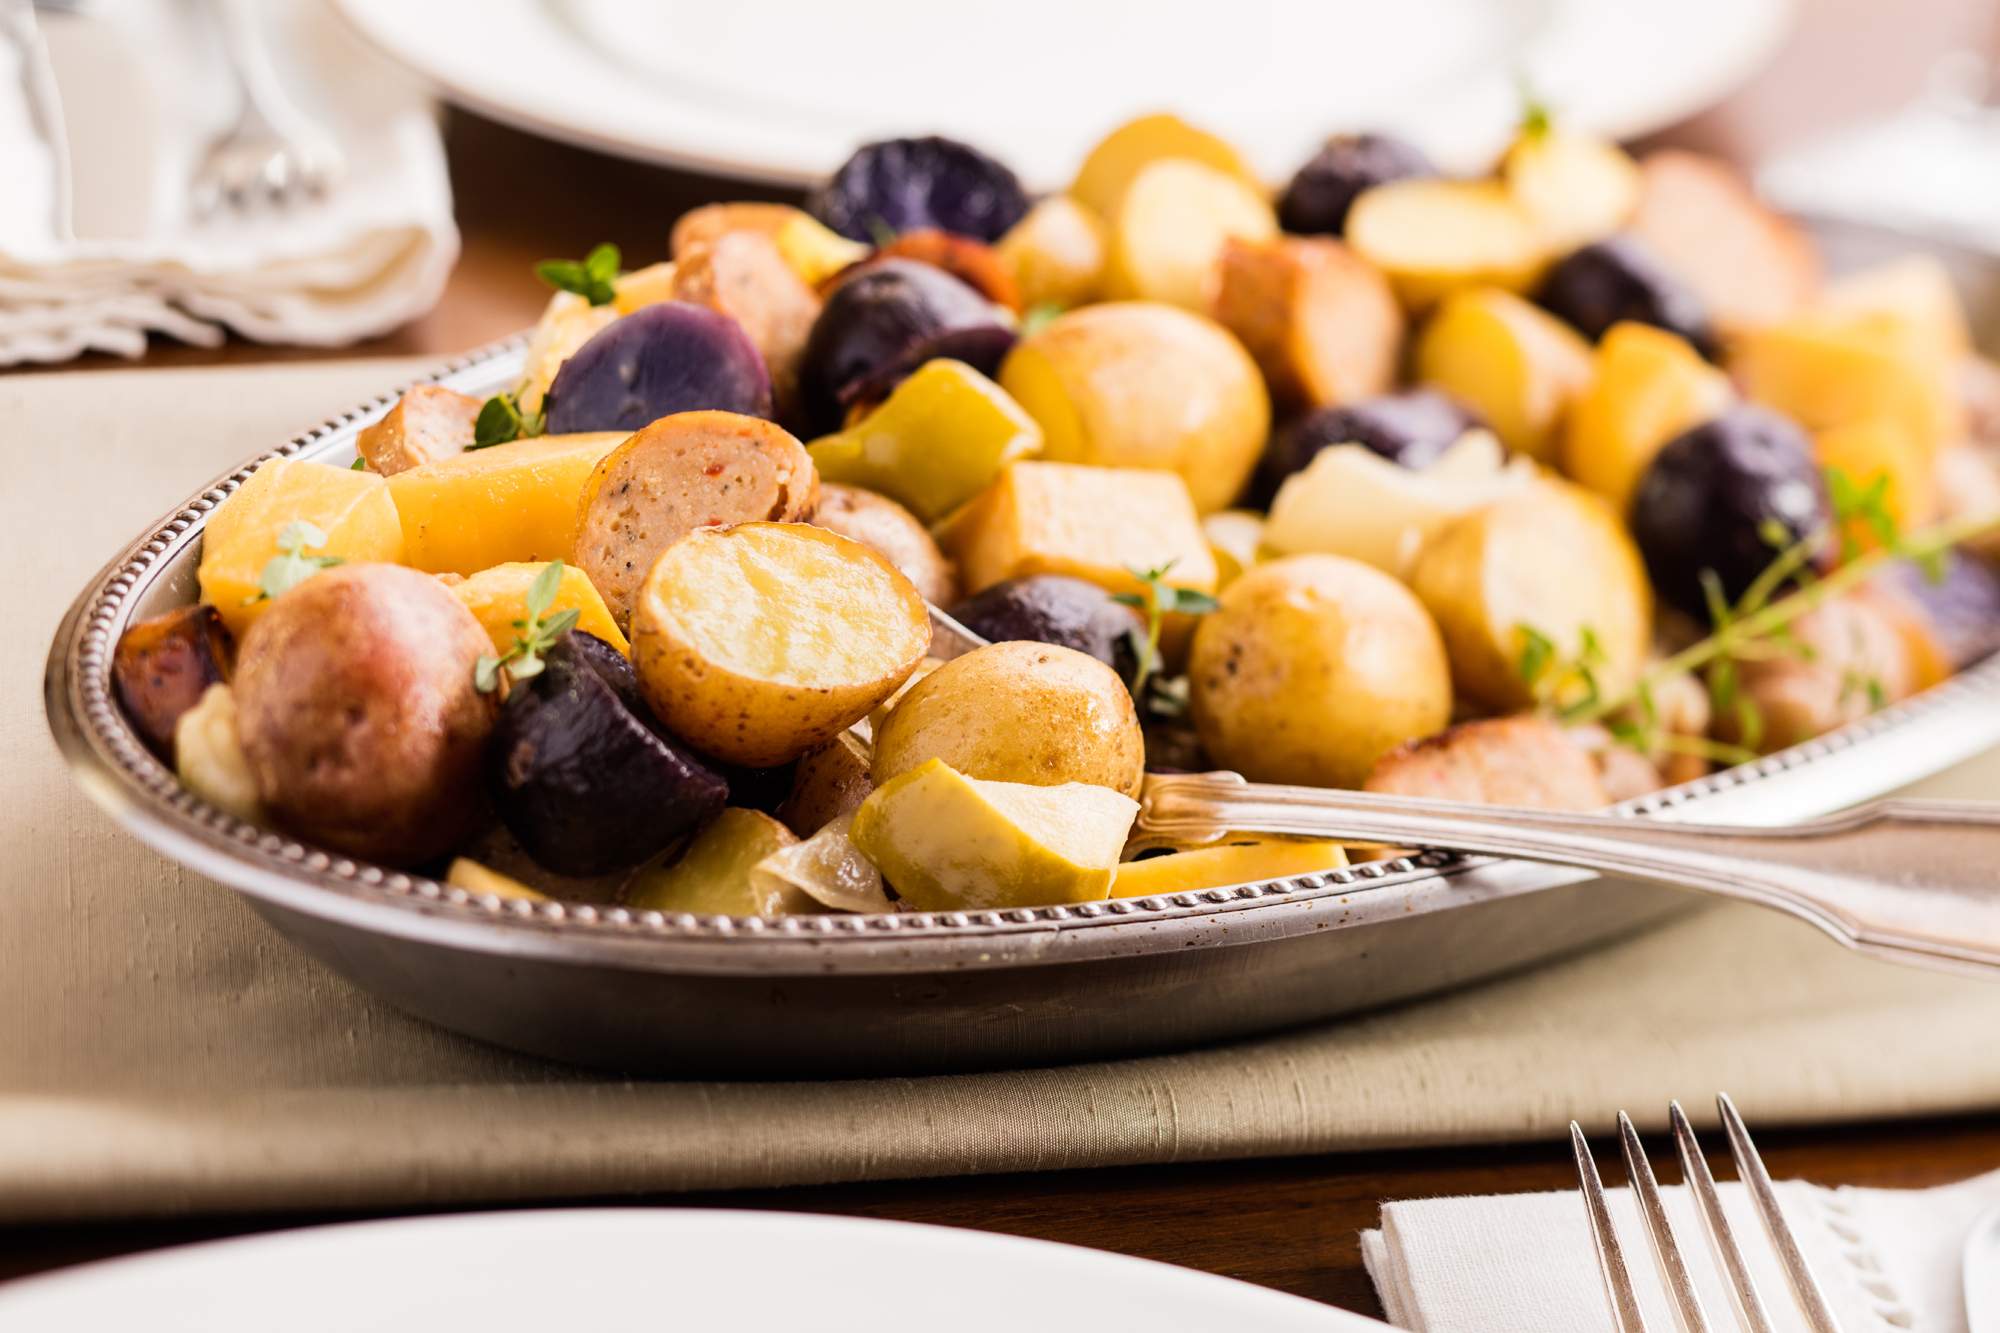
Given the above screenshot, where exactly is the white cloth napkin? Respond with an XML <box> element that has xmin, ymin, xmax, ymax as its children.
<box><xmin>0</xmin><ymin>0</ymin><xmax>455</xmax><ymax>364</ymax></box>
<box><xmin>1362</xmin><ymin>1166</ymin><xmax>2000</xmax><ymax>1332</ymax></box>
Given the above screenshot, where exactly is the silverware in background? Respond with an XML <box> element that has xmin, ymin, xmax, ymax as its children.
<box><xmin>190</xmin><ymin>0</ymin><xmax>341</xmax><ymax>216</ymax></box>
<box><xmin>1139</xmin><ymin>773</ymin><xmax>2000</xmax><ymax>979</ymax></box>
<box><xmin>3</xmin><ymin>0</ymin><xmax>72</xmax><ymax>240</ymax></box>
<box><xmin>1573</xmin><ymin>1094</ymin><xmax>1845</xmax><ymax>1333</ymax></box>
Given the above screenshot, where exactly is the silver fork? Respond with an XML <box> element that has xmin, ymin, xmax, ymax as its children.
<box><xmin>190</xmin><ymin>0</ymin><xmax>341</xmax><ymax>217</ymax></box>
<box><xmin>1571</xmin><ymin>1094</ymin><xmax>1845</xmax><ymax>1333</ymax></box>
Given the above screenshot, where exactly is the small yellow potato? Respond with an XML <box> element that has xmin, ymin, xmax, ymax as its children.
<box><xmin>750</xmin><ymin>811</ymin><xmax>892</xmax><ymax>914</ymax></box>
<box><xmin>996</xmin><ymin>194</ymin><xmax>1108</xmax><ymax>311</ymax></box>
<box><xmin>871</xmin><ymin>640</ymin><xmax>1144</xmax><ymax>798</ymax></box>
<box><xmin>1364</xmin><ymin>714</ymin><xmax>1610</xmax><ymax>809</ymax></box>
<box><xmin>850</xmin><ymin>759</ymin><xmax>1139</xmax><ymax>912</ymax></box>
<box><xmin>1345</xmin><ymin>179</ymin><xmax>1548</xmax><ymax>314</ymax></box>
<box><xmin>811</xmin><ymin>483</ymin><xmax>959</xmax><ymax>605</ymax></box>
<box><xmin>999</xmin><ymin>302</ymin><xmax>1269</xmax><ymax>512</ymax></box>
<box><xmin>773</xmin><ymin>212</ymin><xmax>872</xmax><ymax>288</ymax></box>
<box><xmin>631</xmin><ymin>523</ymin><xmax>930</xmax><ymax>768</ymax></box>
<box><xmin>1410</xmin><ymin>480</ymin><xmax>1651</xmax><ymax>713</ymax></box>
<box><xmin>625</xmin><ymin>808</ymin><xmax>808</xmax><ymax>916</ymax></box>
<box><xmin>1188</xmin><ymin>555</ymin><xmax>1452</xmax><ymax>788</ymax></box>
<box><xmin>1112</xmin><ymin>837</ymin><xmax>1348</xmax><ymax>899</ymax></box>
<box><xmin>1733</xmin><ymin>309</ymin><xmax>1960</xmax><ymax>463</ymax></box>
<box><xmin>1562</xmin><ymin>322</ymin><xmax>1733</xmax><ymax>513</ymax></box>
<box><xmin>1102</xmin><ymin>157</ymin><xmax>1278</xmax><ymax>311</ymax></box>
<box><xmin>776</xmin><ymin>730</ymin><xmax>874</xmax><ymax>838</ymax></box>
<box><xmin>449</xmin><ymin>561</ymin><xmax>628</xmax><ymax>658</ymax></box>
<box><xmin>1071</xmin><ymin>113</ymin><xmax>1263</xmax><ymax>223</ymax></box>
<box><xmin>445</xmin><ymin>858</ymin><xmax>550</xmax><ymax>902</ymax></box>
<box><xmin>572</xmin><ymin>411</ymin><xmax>817</xmax><ymax>628</ymax></box>
<box><xmin>199</xmin><ymin>457</ymin><xmax>406</xmax><ymax>639</ymax></box>
<box><xmin>1261</xmin><ymin>430</ymin><xmax>1536</xmax><ymax>577</ymax></box>
<box><xmin>388</xmin><ymin>431</ymin><xmax>628</xmax><ymax>577</ymax></box>
<box><xmin>174</xmin><ymin>683</ymin><xmax>265</xmax><ymax>824</ymax></box>
<box><xmin>1212</xmin><ymin>234</ymin><xmax>1404</xmax><ymax>413</ymax></box>
<box><xmin>1502</xmin><ymin>129</ymin><xmax>1640</xmax><ymax>256</ymax></box>
<box><xmin>1416</xmin><ymin>286</ymin><xmax>1595</xmax><ymax>463</ymax></box>
<box><xmin>356</xmin><ymin>384</ymin><xmax>480</xmax><ymax>477</ymax></box>
<box><xmin>234</xmin><ymin>563</ymin><xmax>496</xmax><ymax>866</ymax></box>
<box><xmin>515</xmin><ymin>291</ymin><xmax>619</xmax><ymax>415</ymax></box>
<box><xmin>1628</xmin><ymin>149</ymin><xmax>1819</xmax><ymax>336</ymax></box>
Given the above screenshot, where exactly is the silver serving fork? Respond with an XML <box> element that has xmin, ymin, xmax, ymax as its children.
<box><xmin>189</xmin><ymin>0</ymin><xmax>341</xmax><ymax>216</ymax></box>
<box><xmin>1571</xmin><ymin>1094</ymin><xmax>1845</xmax><ymax>1333</ymax></box>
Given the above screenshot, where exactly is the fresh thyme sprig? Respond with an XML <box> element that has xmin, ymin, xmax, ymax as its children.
<box><xmin>474</xmin><ymin>561</ymin><xmax>582</xmax><ymax>694</ymax></box>
<box><xmin>1112</xmin><ymin>560</ymin><xmax>1221</xmax><ymax>709</ymax></box>
<box><xmin>535</xmin><ymin>242</ymin><xmax>621</xmax><ymax>307</ymax></box>
<box><xmin>470</xmin><ymin>391</ymin><xmax>545</xmax><ymax>450</ymax></box>
<box><xmin>244</xmin><ymin>520</ymin><xmax>343</xmax><ymax>605</ymax></box>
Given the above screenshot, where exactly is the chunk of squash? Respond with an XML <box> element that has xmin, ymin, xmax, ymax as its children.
<box><xmin>386</xmin><ymin>431</ymin><xmax>627</xmax><ymax>576</ymax></box>
<box><xmin>198</xmin><ymin>457</ymin><xmax>405</xmax><ymax>638</ymax></box>
<box><xmin>1113</xmin><ymin>836</ymin><xmax>1349</xmax><ymax>898</ymax></box>
<box><xmin>449</xmin><ymin>561</ymin><xmax>628</xmax><ymax>657</ymax></box>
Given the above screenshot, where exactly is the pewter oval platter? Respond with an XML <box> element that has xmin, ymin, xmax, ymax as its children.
<box><xmin>45</xmin><ymin>335</ymin><xmax>2000</xmax><ymax>1078</ymax></box>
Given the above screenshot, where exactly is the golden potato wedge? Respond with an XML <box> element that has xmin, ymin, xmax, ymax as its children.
<box><xmin>1365</xmin><ymin>714</ymin><xmax>1609</xmax><ymax>809</ymax></box>
<box><xmin>1212</xmin><ymin>234</ymin><xmax>1404</xmax><ymax>413</ymax></box>
<box><xmin>1102</xmin><ymin>157</ymin><xmax>1278</xmax><ymax>311</ymax></box>
<box><xmin>1188</xmin><ymin>554</ymin><xmax>1452</xmax><ymax>788</ymax></box>
<box><xmin>811</xmin><ymin>483</ymin><xmax>958</xmax><ymax>605</ymax></box>
<box><xmin>1501</xmin><ymin>129</ymin><xmax>1640</xmax><ymax>256</ymax></box>
<box><xmin>870</xmin><ymin>640</ymin><xmax>1145</xmax><ymax>798</ymax></box>
<box><xmin>1561</xmin><ymin>321</ymin><xmax>1733</xmax><ymax>513</ymax></box>
<box><xmin>671</xmin><ymin>231</ymin><xmax>822</xmax><ymax>419</ymax></box>
<box><xmin>1345</xmin><ymin>179</ymin><xmax>1548</xmax><ymax>314</ymax></box>
<box><xmin>1628</xmin><ymin>149</ymin><xmax>1819</xmax><ymax>335</ymax></box>
<box><xmin>1415</xmin><ymin>286</ymin><xmax>1594</xmax><ymax>463</ymax></box>
<box><xmin>356</xmin><ymin>384</ymin><xmax>480</xmax><ymax>477</ymax></box>
<box><xmin>1409</xmin><ymin>480</ymin><xmax>1652</xmax><ymax>713</ymax></box>
<box><xmin>1071</xmin><ymin>113</ymin><xmax>1263</xmax><ymax>223</ymax></box>
<box><xmin>573</xmin><ymin>411</ymin><xmax>818</xmax><ymax>629</ymax></box>
<box><xmin>631</xmin><ymin>523</ymin><xmax>930</xmax><ymax>768</ymax></box>
<box><xmin>996</xmin><ymin>194</ymin><xmax>1107</xmax><ymax>311</ymax></box>
<box><xmin>998</xmin><ymin>302</ymin><xmax>1269</xmax><ymax>513</ymax></box>
<box><xmin>612</xmin><ymin>261</ymin><xmax>679</xmax><ymax>315</ymax></box>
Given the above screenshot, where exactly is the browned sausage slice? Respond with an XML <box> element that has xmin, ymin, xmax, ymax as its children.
<box><xmin>572</xmin><ymin>410</ymin><xmax>819</xmax><ymax>628</ymax></box>
<box><xmin>1364</xmin><ymin>714</ymin><xmax>1609</xmax><ymax>810</ymax></box>
<box><xmin>356</xmin><ymin>384</ymin><xmax>481</xmax><ymax>477</ymax></box>
<box><xmin>112</xmin><ymin>603</ymin><xmax>234</xmax><ymax>761</ymax></box>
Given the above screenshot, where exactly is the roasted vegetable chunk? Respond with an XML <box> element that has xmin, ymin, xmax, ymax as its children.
<box><xmin>543</xmin><ymin>301</ymin><xmax>773</xmax><ymax>434</ymax></box>
<box><xmin>808</xmin><ymin>136</ymin><xmax>1029</xmax><ymax>244</ymax></box>
<box><xmin>113</xmin><ymin>603</ymin><xmax>233</xmax><ymax>760</ymax></box>
<box><xmin>357</xmin><ymin>384</ymin><xmax>481</xmax><ymax>477</ymax></box>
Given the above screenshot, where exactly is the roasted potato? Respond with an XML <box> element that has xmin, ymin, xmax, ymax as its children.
<box><xmin>631</xmin><ymin>523</ymin><xmax>930</xmax><ymax>768</ymax></box>
<box><xmin>233</xmin><ymin>563</ymin><xmax>496</xmax><ymax>866</ymax></box>
<box><xmin>776</xmin><ymin>730</ymin><xmax>874</xmax><ymax>838</ymax></box>
<box><xmin>356</xmin><ymin>384</ymin><xmax>480</xmax><ymax>477</ymax></box>
<box><xmin>1345</xmin><ymin>178</ymin><xmax>1548</xmax><ymax>314</ymax></box>
<box><xmin>573</xmin><ymin>411</ymin><xmax>818</xmax><ymax>629</ymax></box>
<box><xmin>1733</xmin><ymin>309</ymin><xmax>1960</xmax><ymax>462</ymax></box>
<box><xmin>1501</xmin><ymin>128</ymin><xmax>1639</xmax><ymax>256</ymax></box>
<box><xmin>1070</xmin><ymin>113</ymin><xmax>1262</xmax><ymax>223</ymax></box>
<box><xmin>1364</xmin><ymin>715</ymin><xmax>1610</xmax><ymax>809</ymax></box>
<box><xmin>1101</xmin><ymin>157</ymin><xmax>1278</xmax><ymax>311</ymax></box>
<box><xmin>1561</xmin><ymin>321</ymin><xmax>1732</xmax><ymax>513</ymax></box>
<box><xmin>625</xmin><ymin>807</ymin><xmax>809</xmax><ymax>916</ymax></box>
<box><xmin>1188</xmin><ymin>554</ymin><xmax>1453</xmax><ymax>788</ymax></box>
<box><xmin>996</xmin><ymin>195</ymin><xmax>1107</xmax><ymax>311</ymax></box>
<box><xmin>113</xmin><ymin>603</ymin><xmax>233</xmax><ymax>760</ymax></box>
<box><xmin>870</xmin><ymin>640</ymin><xmax>1145</xmax><ymax>798</ymax></box>
<box><xmin>173</xmin><ymin>683</ymin><xmax>264</xmax><ymax>824</ymax></box>
<box><xmin>1415</xmin><ymin>286</ymin><xmax>1594</xmax><ymax>463</ymax></box>
<box><xmin>1212</xmin><ymin>234</ymin><xmax>1404</xmax><ymax>413</ymax></box>
<box><xmin>1410</xmin><ymin>480</ymin><xmax>1652</xmax><ymax>712</ymax></box>
<box><xmin>812</xmin><ymin>483</ymin><xmax>958</xmax><ymax>605</ymax></box>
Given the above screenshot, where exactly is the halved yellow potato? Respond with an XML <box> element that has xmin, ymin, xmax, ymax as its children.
<box><xmin>1561</xmin><ymin>322</ymin><xmax>1732</xmax><ymax>513</ymax></box>
<box><xmin>1212</xmin><ymin>234</ymin><xmax>1404</xmax><ymax>412</ymax></box>
<box><xmin>1102</xmin><ymin>157</ymin><xmax>1277</xmax><ymax>310</ymax></box>
<box><xmin>631</xmin><ymin>523</ymin><xmax>931</xmax><ymax>768</ymax></box>
<box><xmin>1502</xmin><ymin>129</ymin><xmax>1640</xmax><ymax>256</ymax></box>
<box><xmin>1409</xmin><ymin>479</ymin><xmax>1652</xmax><ymax>712</ymax></box>
<box><xmin>1345</xmin><ymin>179</ymin><xmax>1548</xmax><ymax>314</ymax></box>
<box><xmin>1416</xmin><ymin>286</ymin><xmax>1595</xmax><ymax>463</ymax></box>
<box><xmin>1071</xmin><ymin>113</ymin><xmax>1264</xmax><ymax>223</ymax></box>
<box><xmin>850</xmin><ymin>758</ymin><xmax>1139</xmax><ymax>912</ymax></box>
<box><xmin>448</xmin><ymin>561</ymin><xmax>627</xmax><ymax>658</ymax></box>
<box><xmin>996</xmin><ymin>194</ymin><xmax>1108</xmax><ymax>311</ymax></box>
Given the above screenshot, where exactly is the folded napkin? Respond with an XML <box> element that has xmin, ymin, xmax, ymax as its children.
<box><xmin>1363</xmin><ymin>1166</ymin><xmax>2000</xmax><ymax>1332</ymax></box>
<box><xmin>0</xmin><ymin>0</ymin><xmax>455</xmax><ymax>364</ymax></box>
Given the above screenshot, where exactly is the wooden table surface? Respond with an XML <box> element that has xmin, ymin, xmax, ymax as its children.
<box><xmin>15</xmin><ymin>8</ymin><xmax>2000</xmax><ymax>1313</ymax></box>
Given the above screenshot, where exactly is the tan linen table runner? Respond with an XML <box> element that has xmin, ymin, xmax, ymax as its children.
<box><xmin>9</xmin><ymin>361</ymin><xmax>2000</xmax><ymax>1226</ymax></box>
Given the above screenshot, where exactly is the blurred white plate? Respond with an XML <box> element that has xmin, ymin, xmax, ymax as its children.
<box><xmin>329</xmin><ymin>0</ymin><xmax>1794</xmax><ymax>187</ymax></box>
<box><xmin>0</xmin><ymin>1208</ymin><xmax>1387</xmax><ymax>1331</ymax></box>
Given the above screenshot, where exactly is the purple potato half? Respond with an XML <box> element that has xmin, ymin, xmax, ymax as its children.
<box><xmin>543</xmin><ymin>302</ymin><xmax>772</xmax><ymax>435</ymax></box>
<box><xmin>809</xmin><ymin>136</ymin><xmax>1030</xmax><ymax>244</ymax></box>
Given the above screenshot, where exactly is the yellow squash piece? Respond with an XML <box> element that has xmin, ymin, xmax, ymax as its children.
<box><xmin>1562</xmin><ymin>322</ymin><xmax>1733</xmax><ymax>513</ymax></box>
<box><xmin>1733</xmin><ymin>310</ymin><xmax>1960</xmax><ymax>462</ymax></box>
<box><xmin>1113</xmin><ymin>837</ymin><xmax>1349</xmax><ymax>899</ymax></box>
<box><xmin>197</xmin><ymin>457</ymin><xmax>406</xmax><ymax>638</ymax></box>
<box><xmin>449</xmin><ymin>561</ymin><xmax>628</xmax><ymax>657</ymax></box>
<box><xmin>1416</xmin><ymin>286</ymin><xmax>1595</xmax><ymax>463</ymax></box>
<box><xmin>386</xmin><ymin>431</ymin><xmax>627</xmax><ymax>576</ymax></box>
<box><xmin>1070</xmin><ymin>113</ymin><xmax>1263</xmax><ymax>223</ymax></box>
<box><xmin>1820</xmin><ymin>254</ymin><xmax>1971</xmax><ymax>371</ymax></box>
<box><xmin>850</xmin><ymin>759</ymin><xmax>1139</xmax><ymax>912</ymax></box>
<box><xmin>807</xmin><ymin>359</ymin><xmax>1043</xmax><ymax>523</ymax></box>
<box><xmin>445</xmin><ymin>858</ymin><xmax>549</xmax><ymax>903</ymax></box>
<box><xmin>626</xmin><ymin>808</ymin><xmax>808</xmax><ymax>916</ymax></box>
<box><xmin>1101</xmin><ymin>156</ymin><xmax>1277</xmax><ymax>311</ymax></box>
<box><xmin>612</xmin><ymin>261</ymin><xmax>679</xmax><ymax>315</ymax></box>
<box><xmin>1345</xmin><ymin>179</ymin><xmax>1548</xmax><ymax>314</ymax></box>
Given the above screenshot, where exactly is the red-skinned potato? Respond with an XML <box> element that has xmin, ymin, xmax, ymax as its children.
<box><xmin>233</xmin><ymin>563</ymin><xmax>496</xmax><ymax>866</ymax></box>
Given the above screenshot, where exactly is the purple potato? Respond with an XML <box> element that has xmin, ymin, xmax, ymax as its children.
<box><xmin>809</xmin><ymin>137</ymin><xmax>1030</xmax><ymax>244</ymax></box>
<box><xmin>1277</xmin><ymin>134</ymin><xmax>1434</xmax><ymax>237</ymax></box>
<box><xmin>487</xmin><ymin>631</ymin><xmax>727</xmax><ymax>876</ymax></box>
<box><xmin>1630</xmin><ymin>406</ymin><xmax>1831</xmax><ymax>623</ymax></box>
<box><xmin>797</xmin><ymin>258</ymin><xmax>1016</xmax><ymax>436</ymax></box>
<box><xmin>1244</xmin><ymin>388</ymin><xmax>1484</xmax><ymax>510</ymax></box>
<box><xmin>1878</xmin><ymin>553</ymin><xmax>2000</xmax><ymax>669</ymax></box>
<box><xmin>543</xmin><ymin>302</ymin><xmax>771</xmax><ymax>435</ymax></box>
<box><xmin>948</xmin><ymin>576</ymin><xmax>1147</xmax><ymax>689</ymax></box>
<box><xmin>1538</xmin><ymin>235</ymin><xmax>1717</xmax><ymax>358</ymax></box>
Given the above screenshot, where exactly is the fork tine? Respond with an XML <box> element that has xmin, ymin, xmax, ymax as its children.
<box><xmin>1717</xmin><ymin>1093</ymin><xmax>1846</xmax><ymax>1333</ymax></box>
<box><xmin>1672</xmin><ymin>1101</ymin><xmax>1777</xmax><ymax>1333</ymax></box>
<box><xmin>1573</xmin><ymin>1120</ymin><xmax>1656</xmax><ymax>1333</ymax></box>
<box><xmin>1619</xmin><ymin>1111</ymin><xmax>1716</xmax><ymax>1333</ymax></box>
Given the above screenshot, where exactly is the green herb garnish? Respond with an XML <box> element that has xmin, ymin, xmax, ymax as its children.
<box><xmin>474</xmin><ymin>560</ymin><xmax>582</xmax><ymax>694</ymax></box>
<box><xmin>470</xmin><ymin>392</ymin><xmax>544</xmax><ymax>450</ymax></box>
<box><xmin>535</xmin><ymin>242</ymin><xmax>621</xmax><ymax>307</ymax></box>
<box><xmin>1113</xmin><ymin>560</ymin><xmax>1221</xmax><ymax>708</ymax></box>
<box><xmin>243</xmin><ymin>520</ymin><xmax>343</xmax><ymax>606</ymax></box>
<box><xmin>1020</xmin><ymin>303</ymin><xmax>1065</xmax><ymax>338</ymax></box>
<box><xmin>351</xmin><ymin>457</ymin><xmax>368</xmax><ymax>471</ymax></box>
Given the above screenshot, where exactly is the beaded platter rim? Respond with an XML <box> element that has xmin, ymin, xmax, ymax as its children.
<box><xmin>45</xmin><ymin>335</ymin><xmax>2000</xmax><ymax>955</ymax></box>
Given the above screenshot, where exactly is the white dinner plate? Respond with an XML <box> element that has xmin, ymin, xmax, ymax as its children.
<box><xmin>0</xmin><ymin>1208</ymin><xmax>1389</xmax><ymax>1331</ymax></box>
<box><xmin>328</xmin><ymin>0</ymin><xmax>1795</xmax><ymax>187</ymax></box>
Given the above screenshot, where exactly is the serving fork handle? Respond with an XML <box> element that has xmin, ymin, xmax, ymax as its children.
<box><xmin>1138</xmin><ymin>772</ymin><xmax>2000</xmax><ymax>977</ymax></box>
